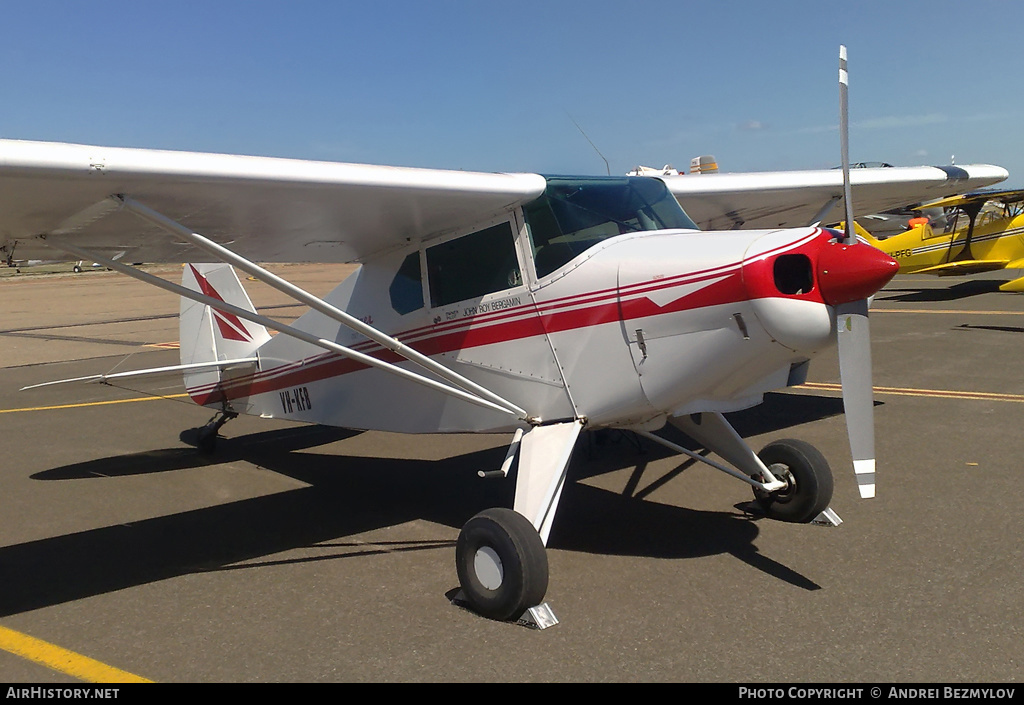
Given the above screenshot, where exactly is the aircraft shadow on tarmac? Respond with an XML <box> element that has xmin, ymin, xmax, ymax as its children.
<box><xmin>955</xmin><ymin>323</ymin><xmax>1024</xmax><ymax>335</ymax></box>
<box><xmin>2</xmin><ymin>392</ymin><xmax>838</xmax><ymax>617</ymax></box>
<box><xmin>876</xmin><ymin>279</ymin><xmax>1007</xmax><ymax>303</ymax></box>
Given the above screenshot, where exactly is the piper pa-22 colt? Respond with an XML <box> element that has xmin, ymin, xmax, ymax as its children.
<box><xmin>0</xmin><ymin>51</ymin><xmax>1008</xmax><ymax>626</ymax></box>
<box><xmin>850</xmin><ymin>189</ymin><xmax>1024</xmax><ymax>292</ymax></box>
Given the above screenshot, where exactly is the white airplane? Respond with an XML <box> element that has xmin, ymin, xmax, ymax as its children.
<box><xmin>0</xmin><ymin>49</ymin><xmax>1008</xmax><ymax>625</ymax></box>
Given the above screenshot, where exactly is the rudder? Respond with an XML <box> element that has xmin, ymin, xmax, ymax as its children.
<box><xmin>180</xmin><ymin>263</ymin><xmax>271</xmax><ymax>399</ymax></box>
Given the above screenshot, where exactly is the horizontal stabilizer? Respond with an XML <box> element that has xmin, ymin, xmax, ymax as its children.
<box><xmin>20</xmin><ymin>358</ymin><xmax>258</xmax><ymax>391</ymax></box>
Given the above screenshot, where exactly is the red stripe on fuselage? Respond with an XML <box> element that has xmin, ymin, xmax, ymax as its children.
<box><xmin>188</xmin><ymin>271</ymin><xmax>747</xmax><ymax>405</ymax></box>
<box><xmin>188</xmin><ymin>230</ymin><xmax>824</xmax><ymax>405</ymax></box>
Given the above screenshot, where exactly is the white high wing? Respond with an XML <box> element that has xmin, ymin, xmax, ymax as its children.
<box><xmin>634</xmin><ymin>162</ymin><xmax>1007</xmax><ymax>232</ymax></box>
<box><xmin>665</xmin><ymin>163</ymin><xmax>1007</xmax><ymax>231</ymax></box>
<box><xmin>0</xmin><ymin>54</ymin><xmax>1009</xmax><ymax>625</ymax></box>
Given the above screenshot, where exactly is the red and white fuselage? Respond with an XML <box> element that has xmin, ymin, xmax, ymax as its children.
<box><xmin>183</xmin><ymin>224</ymin><xmax>896</xmax><ymax>435</ymax></box>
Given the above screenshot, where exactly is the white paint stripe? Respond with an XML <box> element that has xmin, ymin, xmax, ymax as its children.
<box><xmin>907</xmin><ymin>227</ymin><xmax>1024</xmax><ymax>256</ymax></box>
<box><xmin>854</xmin><ymin>458</ymin><xmax>875</xmax><ymax>475</ymax></box>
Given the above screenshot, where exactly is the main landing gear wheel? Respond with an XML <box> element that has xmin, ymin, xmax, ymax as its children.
<box><xmin>753</xmin><ymin>439</ymin><xmax>834</xmax><ymax>524</ymax></box>
<box><xmin>455</xmin><ymin>507</ymin><xmax>548</xmax><ymax>622</ymax></box>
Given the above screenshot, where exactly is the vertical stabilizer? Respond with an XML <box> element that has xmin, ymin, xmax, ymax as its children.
<box><xmin>180</xmin><ymin>263</ymin><xmax>271</xmax><ymax>398</ymax></box>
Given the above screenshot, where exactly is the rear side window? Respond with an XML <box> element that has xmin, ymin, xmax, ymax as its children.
<box><xmin>426</xmin><ymin>222</ymin><xmax>522</xmax><ymax>307</ymax></box>
<box><xmin>389</xmin><ymin>252</ymin><xmax>424</xmax><ymax>315</ymax></box>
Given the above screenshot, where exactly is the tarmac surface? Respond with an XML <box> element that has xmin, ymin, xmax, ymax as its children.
<box><xmin>0</xmin><ymin>263</ymin><xmax>1021</xmax><ymax>683</ymax></box>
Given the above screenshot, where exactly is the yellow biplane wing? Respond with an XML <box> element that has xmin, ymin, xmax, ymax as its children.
<box><xmin>916</xmin><ymin>188</ymin><xmax>1024</xmax><ymax>211</ymax></box>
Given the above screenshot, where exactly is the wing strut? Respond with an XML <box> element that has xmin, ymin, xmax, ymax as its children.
<box><xmin>42</xmin><ymin>234</ymin><xmax>533</xmax><ymax>422</ymax></box>
<box><xmin>946</xmin><ymin>200</ymin><xmax>984</xmax><ymax>264</ymax></box>
<box><xmin>114</xmin><ymin>196</ymin><xmax>531</xmax><ymax>421</ymax></box>
<box><xmin>809</xmin><ymin>195</ymin><xmax>843</xmax><ymax>227</ymax></box>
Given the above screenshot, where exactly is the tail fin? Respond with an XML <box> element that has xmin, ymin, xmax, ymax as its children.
<box><xmin>180</xmin><ymin>263</ymin><xmax>271</xmax><ymax>399</ymax></box>
<box><xmin>689</xmin><ymin>154</ymin><xmax>718</xmax><ymax>174</ymax></box>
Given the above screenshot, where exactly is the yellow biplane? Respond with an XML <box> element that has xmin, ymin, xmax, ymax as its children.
<box><xmin>852</xmin><ymin>189</ymin><xmax>1024</xmax><ymax>292</ymax></box>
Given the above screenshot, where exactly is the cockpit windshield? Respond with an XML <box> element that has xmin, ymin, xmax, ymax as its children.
<box><xmin>524</xmin><ymin>176</ymin><xmax>698</xmax><ymax>277</ymax></box>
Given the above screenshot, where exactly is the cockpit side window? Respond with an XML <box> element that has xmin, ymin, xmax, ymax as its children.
<box><xmin>426</xmin><ymin>221</ymin><xmax>522</xmax><ymax>307</ymax></box>
<box><xmin>524</xmin><ymin>176</ymin><xmax>697</xmax><ymax>278</ymax></box>
<box><xmin>389</xmin><ymin>252</ymin><xmax>424</xmax><ymax>315</ymax></box>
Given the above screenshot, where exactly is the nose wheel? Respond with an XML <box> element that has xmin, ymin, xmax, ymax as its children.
<box><xmin>753</xmin><ymin>439</ymin><xmax>834</xmax><ymax>523</ymax></box>
<box><xmin>455</xmin><ymin>507</ymin><xmax>548</xmax><ymax>622</ymax></box>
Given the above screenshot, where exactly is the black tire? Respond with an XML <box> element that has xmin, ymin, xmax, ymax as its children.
<box><xmin>753</xmin><ymin>439</ymin><xmax>833</xmax><ymax>523</ymax></box>
<box><xmin>72</xmin><ymin>265</ymin><xmax>82</xmax><ymax>273</ymax></box>
<box><xmin>455</xmin><ymin>507</ymin><xmax>548</xmax><ymax>621</ymax></box>
<box><xmin>196</xmin><ymin>426</ymin><xmax>218</xmax><ymax>454</ymax></box>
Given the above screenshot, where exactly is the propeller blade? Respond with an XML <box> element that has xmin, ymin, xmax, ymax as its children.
<box><xmin>839</xmin><ymin>45</ymin><xmax>855</xmax><ymax>245</ymax></box>
<box><xmin>835</xmin><ymin>44</ymin><xmax>879</xmax><ymax>498</ymax></box>
<box><xmin>835</xmin><ymin>299</ymin><xmax>876</xmax><ymax>498</ymax></box>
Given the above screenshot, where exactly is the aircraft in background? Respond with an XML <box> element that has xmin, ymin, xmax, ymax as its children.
<box><xmin>0</xmin><ymin>48</ymin><xmax>1008</xmax><ymax>625</ymax></box>
<box><xmin>2</xmin><ymin>260</ymin><xmax>104</xmax><ymax>273</ymax></box>
<box><xmin>3</xmin><ymin>246</ymin><xmax>110</xmax><ymax>274</ymax></box>
<box><xmin>629</xmin><ymin>154</ymin><xmax>719</xmax><ymax>177</ymax></box>
<box><xmin>849</xmin><ymin>189</ymin><xmax>1024</xmax><ymax>292</ymax></box>
<box><xmin>854</xmin><ymin>203</ymin><xmax>944</xmax><ymax>240</ymax></box>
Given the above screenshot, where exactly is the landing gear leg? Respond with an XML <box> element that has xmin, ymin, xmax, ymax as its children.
<box><xmin>643</xmin><ymin>413</ymin><xmax>838</xmax><ymax>525</ymax></box>
<box><xmin>453</xmin><ymin>421</ymin><xmax>580</xmax><ymax>625</ymax></box>
<box><xmin>195</xmin><ymin>409</ymin><xmax>238</xmax><ymax>454</ymax></box>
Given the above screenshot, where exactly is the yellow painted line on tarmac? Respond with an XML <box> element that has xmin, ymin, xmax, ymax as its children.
<box><xmin>873</xmin><ymin>308</ymin><xmax>1024</xmax><ymax>315</ymax></box>
<box><xmin>0</xmin><ymin>624</ymin><xmax>153</xmax><ymax>683</ymax></box>
<box><xmin>797</xmin><ymin>382</ymin><xmax>1024</xmax><ymax>403</ymax></box>
<box><xmin>0</xmin><ymin>394</ymin><xmax>190</xmax><ymax>414</ymax></box>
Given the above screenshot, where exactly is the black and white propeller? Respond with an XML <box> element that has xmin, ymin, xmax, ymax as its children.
<box><xmin>833</xmin><ymin>44</ymin><xmax>894</xmax><ymax>498</ymax></box>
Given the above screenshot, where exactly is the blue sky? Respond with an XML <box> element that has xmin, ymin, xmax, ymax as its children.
<box><xmin>2</xmin><ymin>1</ymin><xmax>1022</xmax><ymax>183</ymax></box>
